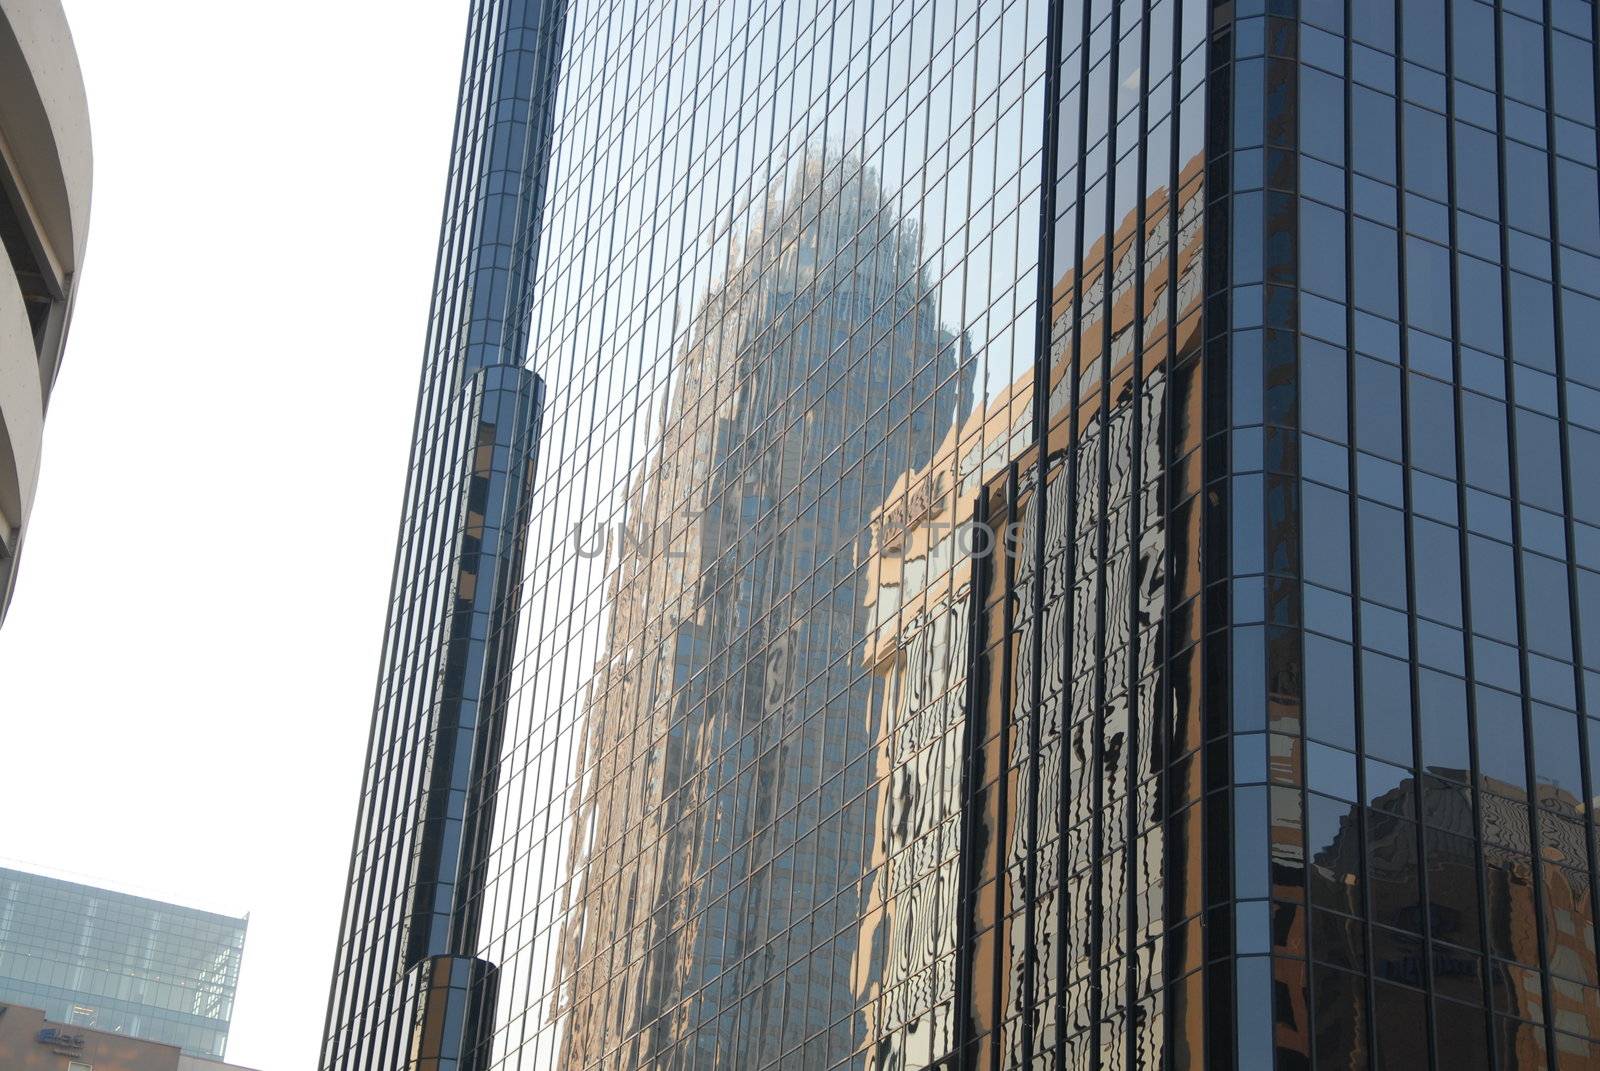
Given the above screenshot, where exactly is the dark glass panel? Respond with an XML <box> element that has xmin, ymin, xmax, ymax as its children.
<box><xmin>1557</xmin><ymin>159</ymin><xmax>1600</xmax><ymax>255</ymax></box>
<box><xmin>1403</xmin><ymin>235</ymin><xmax>1452</xmax><ymax>339</ymax></box>
<box><xmin>1468</xmin><ymin>537</ymin><xmax>1519</xmax><ymax>646</ymax></box>
<box><xmin>1455</xmin><ymin>123</ymin><xmax>1501</xmax><ymax>221</ymax></box>
<box><xmin>1271</xmin><ymin>783</ymin><xmax>1309</xmax><ymax>896</ymax></box>
<box><xmin>1306</xmin><ymin>634</ymin><xmax>1358</xmax><ymax>749</ymax></box>
<box><xmin>1493</xmin><ymin>1014</ymin><xmax>1550</xmax><ymax>1070</ymax></box>
<box><xmin>1503</xmin><ymin>146</ymin><xmax>1554</xmax><ymax>247</ymax></box>
<box><xmin>1273</xmin><ymin>957</ymin><xmax>1313</xmax><ymax>1069</ymax></box>
<box><xmin>1412</xmin><ymin>516</ymin><xmax>1464</xmax><ymax>626</ymax></box>
<box><xmin>1401</xmin><ymin>0</ymin><xmax>1445</xmax><ymax>70</ymax></box>
<box><xmin>1312</xmin><ymin>964</ymin><xmax>1370</xmax><ymax>1070</ymax></box>
<box><xmin>1531</xmin><ymin>705</ymin><xmax>1585</xmax><ymax>813</ymax></box>
<box><xmin>1373</xmin><ymin>924</ymin><xmax>1429</xmax><ymax>993</ymax></box>
<box><xmin>1452</xmin><ymin>0</ymin><xmax>1496</xmax><ymax>89</ymax></box>
<box><xmin>1301</xmin><ymin>65</ymin><xmax>1346</xmax><ymax>166</ymax></box>
<box><xmin>1309</xmin><ymin>743</ymin><xmax>1361</xmax><ymax>804</ymax></box>
<box><xmin>1303</xmin><ymin>484</ymin><xmax>1353</xmax><ymax>592</ymax></box>
<box><xmin>1418</xmin><ymin>669</ymin><xmax>1470</xmax><ymax>779</ymax></box>
<box><xmin>1458</xmin><ymin>255</ymin><xmax>1505</xmax><ymax>356</ymax></box>
<box><xmin>1501</xmin><ymin>11</ymin><xmax>1546</xmax><ymax>107</ymax></box>
<box><xmin>1358</xmin><ymin>499</ymin><xmax>1408</xmax><ymax>607</ymax></box>
<box><xmin>1408</xmin><ymin>372</ymin><xmax>1457</xmax><ymax>478</ymax></box>
<box><xmin>1355</xmin><ymin>360</ymin><xmax>1403</xmax><ymax>464</ymax></box>
<box><xmin>1433</xmin><ymin>998</ymin><xmax>1492</xmax><ymax>1071</ymax></box>
<box><xmin>1237</xmin><ymin>625</ymin><xmax>1269</xmax><ymax>732</ymax></box>
<box><xmin>1238</xmin><ymin>955</ymin><xmax>1276</xmax><ymax>1068</ymax></box>
<box><xmin>1302</xmin><ymin>339</ymin><xmax>1350</xmax><ymax>444</ymax></box>
<box><xmin>1552</xmin><ymin>30</ymin><xmax>1597</xmax><ymax>124</ymax></box>
<box><xmin>1373</xmin><ymin>979</ymin><xmax>1428</xmax><ymax>1070</ymax></box>
<box><xmin>1425</xmin><ymin>827</ymin><xmax>1483</xmax><ymax>951</ymax></box>
<box><xmin>1369</xmin><ymin>812</ymin><xmax>1423</xmax><ymax>933</ymax></box>
<box><xmin>1302</xmin><ymin>199</ymin><xmax>1347</xmax><ymax>301</ymax></box>
<box><xmin>1580</xmin><ymin>569</ymin><xmax>1600</xmax><ymax>670</ymax></box>
<box><xmin>1351</xmin><ymin>87</ymin><xmax>1398</xmax><ymax>185</ymax></box>
<box><xmin>1571</xmin><ymin>425</ymin><xmax>1600</xmax><ymax>526</ymax></box>
<box><xmin>1522</xmin><ymin>553</ymin><xmax>1574</xmax><ymax>663</ymax></box>
<box><xmin>1361</xmin><ymin>650</ymin><xmax>1415</xmax><ymax>767</ymax></box>
<box><xmin>1312</xmin><ymin>908</ymin><xmax>1367</xmax><ymax>972</ymax></box>
<box><xmin>1367</xmin><ymin>757</ymin><xmax>1413</xmax><ymax>812</ymax></box>
<box><xmin>1275</xmin><ymin>899</ymin><xmax>1310</xmax><ymax>959</ymax></box>
<box><xmin>1515</xmin><ymin>409</ymin><xmax>1566</xmax><ymax>514</ymax></box>
<box><xmin>1432</xmin><ymin>946</ymin><xmax>1484</xmax><ymax>1006</ymax></box>
<box><xmin>1402</xmin><ymin>106</ymin><xmax>1448</xmax><ymax>202</ymax></box>
<box><xmin>1477</xmin><ymin>686</ymin><xmax>1530</xmax><ymax>795</ymax></box>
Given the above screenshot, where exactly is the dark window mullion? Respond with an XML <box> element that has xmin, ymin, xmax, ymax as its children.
<box><xmin>1491</xmin><ymin>0</ymin><xmax>1561</xmax><ymax>1059</ymax></box>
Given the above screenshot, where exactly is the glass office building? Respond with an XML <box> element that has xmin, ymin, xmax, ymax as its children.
<box><xmin>322</xmin><ymin>0</ymin><xmax>1600</xmax><ymax>1068</ymax></box>
<box><xmin>0</xmin><ymin>867</ymin><xmax>247</xmax><ymax>1059</ymax></box>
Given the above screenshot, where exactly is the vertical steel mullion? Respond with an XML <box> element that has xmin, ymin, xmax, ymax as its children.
<box><xmin>1385</xmin><ymin>0</ymin><xmax>1444</xmax><ymax>1062</ymax></box>
<box><xmin>1092</xmin><ymin>0</ymin><xmax>1126</xmax><ymax>1060</ymax></box>
<box><xmin>1158</xmin><ymin>0</ymin><xmax>1187</xmax><ymax>1062</ymax></box>
<box><xmin>992</xmin><ymin>465</ymin><xmax>1019</xmax><ymax>1071</ymax></box>
<box><xmin>1057</xmin><ymin>0</ymin><xmax>1097</xmax><ymax>1063</ymax></box>
<box><xmin>1489</xmin><ymin>1</ymin><xmax>1562</xmax><ymax>1060</ymax></box>
<box><xmin>955</xmin><ymin>491</ymin><xmax>990</xmax><ymax>1066</ymax></box>
<box><xmin>1542</xmin><ymin>3</ymin><xmax>1600</xmax><ymax>1044</ymax></box>
<box><xmin>1123</xmin><ymin>7</ymin><xmax>1154</xmax><ymax>1070</ymax></box>
<box><xmin>1335</xmin><ymin>2</ymin><xmax>1388</xmax><ymax>1063</ymax></box>
<box><xmin>1436</xmin><ymin>0</ymin><xmax>1505</xmax><ymax>1060</ymax></box>
<box><xmin>1200</xmin><ymin>1</ymin><xmax>1236</xmax><ymax>1065</ymax></box>
<box><xmin>1025</xmin><ymin>0</ymin><xmax>1069</xmax><ymax>1056</ymax></box>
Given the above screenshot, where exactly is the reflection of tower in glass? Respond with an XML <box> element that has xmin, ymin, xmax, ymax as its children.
<box><xmin>1305</xmin><ymin>768</ymin><xmax>1600</xmax><ymax>1068</ymax></box>
<box><xmin>851</xmin><ymin>152</ymin><xmax>1205</xmax><ymax>1069</ymax></box>
<box><xmin>552</xmin><ymin>153</ymin><xmax>971</xmax><ymax>1070</ymax></box>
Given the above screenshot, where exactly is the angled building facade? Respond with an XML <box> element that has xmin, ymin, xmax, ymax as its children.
<box><xmin>324</xmin><ymin>1</ymin><xmax>1600</xmax><ymax>1069</ymax></box>
<box><xmin>0</xmin><ymin>0</ymin><xmax>91</xmax><ymax>624</ymax></box>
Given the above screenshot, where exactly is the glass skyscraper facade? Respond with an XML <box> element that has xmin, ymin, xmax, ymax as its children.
<box><xmin>0</xmin><ymin>867</ymin><xmax>247</xmax><ymax>1059</ymax></box>
<box><xmin>323</xmin><ymin>0</ymin><xmax>1600</xmax><ymax>1068</ymax></box>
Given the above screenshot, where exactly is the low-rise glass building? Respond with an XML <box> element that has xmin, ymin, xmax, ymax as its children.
<box><xmin>0</xmin><ymin>867</ymin><xmax>247</xmax><ymax>1060</ymax></box>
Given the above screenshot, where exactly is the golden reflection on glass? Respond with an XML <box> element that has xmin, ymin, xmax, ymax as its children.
<box><xmin>968</xmin><ymin>143</ymin><xmax>1204</xmax><ymax>1067</ymax></box>
<box><xmin>550</xmin><ymin>154</ymin><xmax>970</xmax><ymax>1069</ymax></box>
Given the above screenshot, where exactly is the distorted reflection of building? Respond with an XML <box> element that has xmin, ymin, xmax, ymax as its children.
<box><xmin>986</xmin><ymin>150</ymin><xmax>1203</xmax><ymax>1071</ymax></box>
<box><xmin>852</xmin><ymin>376</ymin><xmax>1022</xmax><ymax>1069</ymax></box>
<box><xmin>848</xmin><ymin>151</ymin><xmax>1205</xmax><ymax>1069</ymax></box>
<box><xmin>1304</xmin><ymin>768</ymin><xmax>1600</xmax><ymax>1069</ymax></box>
<box><xmin>551</xmin><ymin>153</ymin><xmax>972</xmax><ymax>1071</ymax></box>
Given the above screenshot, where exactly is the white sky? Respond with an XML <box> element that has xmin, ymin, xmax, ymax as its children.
<box><xmin>0</xmin><ymin>2</ymin><xmax>468</xmax><ymax>1067</ymax></box>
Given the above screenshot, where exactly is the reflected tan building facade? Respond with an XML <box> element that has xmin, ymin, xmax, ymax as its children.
<box><xmin>0</xmin><ymin>0</ymin><xmax>90</xmax><ymax>623</ymax></box>
<box><xmin>848</xmin><ymin>147</ymin><xmax>1205</xmax><ymax>1069</ymax></box>
<box><xmin>324</xmin><ymin>1</ymin><xmax>1600</xmax><ymax>1069</ymax></box>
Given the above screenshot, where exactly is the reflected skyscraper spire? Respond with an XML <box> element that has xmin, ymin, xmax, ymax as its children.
<box><xmin>552</xmin><ymin>152</ymin><xmax>971</xmax><ymax>1070</ymax></box>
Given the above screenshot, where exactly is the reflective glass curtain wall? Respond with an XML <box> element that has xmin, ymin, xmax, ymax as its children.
<box><xmin>321</xmin><ymin>2</ymin><xmax>563</xmax><ymax>1069</ymax></box>
<box><xmin>1199</xmin><ymin>0</ymin><xmax>1600</xmax><ymax>1068</ymax></box>
<box><xmin>323</xmin><ymin>0</ymin><xmax>1600</xmax><ymax>1068</ymax></box>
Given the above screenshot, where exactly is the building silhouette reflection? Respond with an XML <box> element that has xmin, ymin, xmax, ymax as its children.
<box><xmin>552</xmin><ymin>153</ymin><xmax>971</xmax><ymax>1070</ymax></box>
<box><xmin>849</xmin><ymin>150</ymin><xmax>1205</xmax><ymax>1068</ymax></box>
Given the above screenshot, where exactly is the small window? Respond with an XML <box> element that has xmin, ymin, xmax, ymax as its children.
<box><xmin>68</xmin><ymin>1062</ymin><xmax>92</xmax><ymax>1071</ymax></box>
